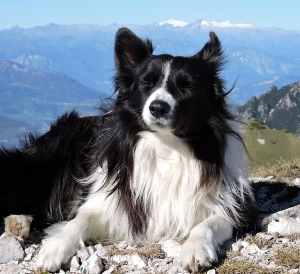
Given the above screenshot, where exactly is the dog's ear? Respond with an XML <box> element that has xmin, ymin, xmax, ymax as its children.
<box><xmin>115</xmin><ymin>28</ymin><xmax>153</xmax><ymax>71</ymax></box>
<box><xmin>194</xmin><ymin>32</ymin><xmax>223</xmax><ymax>66</ymax></box>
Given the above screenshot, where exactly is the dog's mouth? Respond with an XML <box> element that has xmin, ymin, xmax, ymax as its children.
<box><xmin>143</xmin><ymin>110</ymin><xmax>175</xmax><ymax>131</ymax></box>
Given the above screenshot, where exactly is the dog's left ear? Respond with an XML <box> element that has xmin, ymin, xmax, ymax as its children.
<box><xmin>194</xmin><ymin>32</ymin><xmax>223</xmax><ymax>66</ymax></box>
<box><xmin>115</xmin><ymin>28</ymin><xmax>153</xmax><ymax>71</ymax></box>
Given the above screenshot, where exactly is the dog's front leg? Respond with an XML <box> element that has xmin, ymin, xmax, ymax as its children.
<box><xmin>36</xmin><ymin>212</ymin><xmax>93</xmax><ymax>272</ymax></box>
<box><xmin>180</xmin><ymin>215</ymin><xmax>233</xmax><ymax>272</ymax></box>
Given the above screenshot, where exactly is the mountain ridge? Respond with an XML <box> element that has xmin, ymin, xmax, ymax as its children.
<box><xmin>237</xmin><ymin>81</ymin><xmax>300</xmax><ymax>135</ymax></box>
<box><xmin>0</xmin><ymin>60</ymin><xmax>102</xmax><ymax>147</ymax></box>
<box><xmin>1</xmin><ymin>22</ymin><xmax>300</xmax><ymax>103</ymax></box>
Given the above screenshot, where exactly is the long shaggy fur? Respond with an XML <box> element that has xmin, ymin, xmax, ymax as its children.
<box><xmin>0</xmin><ymin>28</ymin><xmax>254</xmax><ymax>272</ymax></box>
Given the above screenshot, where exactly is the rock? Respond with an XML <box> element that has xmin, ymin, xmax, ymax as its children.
<box><xmin>77</xmin><ymin>246</ymin><xmax>92</xmax><ymax>261</ymax></box>
<box><xmin>117</xmin><ymin>241</ymin><xmax>129</xmax><ymax>249</ymax></box>
<box><xmin>0</xmin><ymin>235</ymin><xmax>25</xmax><ymax>263</ymax></box>
<box><xmin>0</xmin><ymin>177</ymin><xmax>300</xmax><ymax>273</ymax></box>
<box><xmin>268</xmin><ymin>216</ymin><xmax>300</xmax><ymax>235</ymax></box>
<box><xmin>231</xmin><ymin>240</ymin><xmax>244</xmax><ymax>253</ymax></box>
<box><xmin>95</xmin><ymin>243</ymin><xmax>108</xmax><ymax>257</ymax></box>
<box><xmin>70</xmin><ymin>255</ymin><xmax>81</xmax><ymax>272</ymax></box>
<box><xmin>112</xmin><ymin>253</ymin><xmax>146</xmax><ymax>268</ymax></box>
<box><xmin>160</xmin><ymin>239</ymin><xmax>182</xmax><ymax>258</ymax></box>
<box><xmin>4</xmin><ymin>215</ymin><xmax>33</xmax><ymax>240</ymax></box>
<box><xmin>292</xmin><ymin>178</ymin><xmax>300</xmax><ymax>186</ymax></box>
<box><xmin>80</xmin><ymin>254</ymin><xmax>104</xmax><ymax>274</ymax></box>
<box><xmin>24</xmin><ymin>244</ymin><xmax>38</xmax><ymax>261</ymax></box>
<box><xmin>0</xmin><ymin>264</ymin><xmax>22</xmax><ymax>274</ymax></box>
<box><xmin>102</xmin><ymin>267</ymin><xmax>117</xmax><ymax>274</ymax></box>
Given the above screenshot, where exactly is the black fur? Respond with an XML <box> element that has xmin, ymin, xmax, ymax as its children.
<box><xmin>0</xmin><ymin>28</ymin><xmax>248</xmax><ymax>235</ymax></box>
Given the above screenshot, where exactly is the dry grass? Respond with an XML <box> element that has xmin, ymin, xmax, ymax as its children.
<box><xmin>32</xmin><ymin>270</ymin><xmax>50</xmax><ymax>274</ymax></box>
<box><xmin>273</xmin><ymin>246</ymin><xmax>300</xmax><ymax>268</ymax></box>
<box><xmin>244</xmin><ymin>234</ymin><xmax>276</xmax><ymax>249</ymax></box>
<box><xmin>217</xmin><ymin>259</ymin><xmax>278</xmax><ymax>274</ymax></box>
<box><xmin>250</xmin><ymin>158</ymin><xmax>300</xmax><ymax>178</ymax></box>
<box><xmin>286</xmin><ymin>233</ymin><xmax>300</xmax><ymax>241</ymax></box>
<box><xmin>107</xmin><ymin>243</ymin><xmax>164</xmax><ymax>259</ymax></box>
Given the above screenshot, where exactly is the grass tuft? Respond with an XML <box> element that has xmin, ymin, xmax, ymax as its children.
<box><xmin>217</xmin><ymin>259</ymin><xmax>278</xmax><ymax>274</ymax></box>
<box><xmin>250</xmin><ymin>158</ymin><xmax>300</xmax><ymax>178</ymax></box>
<box><xmin>273</xmin><ymin>246</ymin><xmax>300</xmax><ymax>268</ymax></box>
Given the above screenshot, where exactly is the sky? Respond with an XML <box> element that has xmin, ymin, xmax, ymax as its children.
<box><xmin>1</xmin><ymin>0</ymin><xmax>300</xmax><ymax>31</ymax></box>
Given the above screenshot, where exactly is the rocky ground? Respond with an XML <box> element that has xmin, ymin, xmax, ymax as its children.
<box><xmin>1</xmin><ymin>177</ymin><xmax>300</xmax><ymax>274</ymax></box>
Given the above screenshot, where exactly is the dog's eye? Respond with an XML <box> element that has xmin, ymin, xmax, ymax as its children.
<box><xmin>176</xmin><ymin>78</ymin><xmax>192</xmax><ymax>94</ymax></box>
<box><xmin>177</xmin><ymin>78</ymin><xmax>191</xmax><ymax>89</ymax></box>
<box><xmin>140</xmin><ymin>80</ymin><xmax>154</xmax><ymax>89</ymax></box>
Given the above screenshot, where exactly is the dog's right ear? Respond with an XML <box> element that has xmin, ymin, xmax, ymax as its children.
<box><xmin>115</xmin><ymin>28</ymin><xmax>153</xmax><ymax>72</ymax></box>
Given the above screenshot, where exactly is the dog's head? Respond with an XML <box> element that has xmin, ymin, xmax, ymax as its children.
<box><xmin>114</xmin><ymin>28</ymin><xmax>231</xmax><ymax>138</ymax></box>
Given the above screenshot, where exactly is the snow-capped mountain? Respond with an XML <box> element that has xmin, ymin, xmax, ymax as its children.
<box><xmin>196</xmin><ymin>19</ymin><xmax>254</xmax><ymax>29</ymax></box>
<box><xmin>158</xmin><ymin>19</ymin><xmax>255</xmax><ymax>29</ymax></box>
<box><xmin>158</xmin><ymin>19</ymin><xmax>188</xmax><ymax>28</ymax></box>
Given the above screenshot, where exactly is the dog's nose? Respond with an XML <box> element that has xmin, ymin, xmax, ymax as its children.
<box><xmin>149</xmin><ymin>100</ymin><xmax>171</xmax><ymax>118</ymax></box>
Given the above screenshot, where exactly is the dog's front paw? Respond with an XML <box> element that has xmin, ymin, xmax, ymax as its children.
<box><xmin>36</xmin><ymin>238</ymin><xmax>76</xmax><ymax>272</ymax></box>
<box><xmin>180</xmin><ymin>238</ymin><xmax>218</xmax><ymax>273</ymax></box>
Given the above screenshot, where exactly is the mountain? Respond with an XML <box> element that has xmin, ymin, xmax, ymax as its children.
<box><xmin>0</xmin><ymin>116</ymin><xmax>33</xmax><ymax>147</ymax></box>
<box><xmin>158</xmin><ymin>19</ymin><xmax>189</xmax><ymax>28</ymax></box>
<box><xmin>0</xmin><ymin>20</ymin><xmax>300</xmax><ymax>103</ymax></box>
<box><xmin>0</xmin><ymin>60</ymin><xmax>101</xmax><ymax>146</ymax></box>
<box><xmin>237</xmin><ymin>81</ymin><xmax>300</xmax><ymax>135</ymax></box>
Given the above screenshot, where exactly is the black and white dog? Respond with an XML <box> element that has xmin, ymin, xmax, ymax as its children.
<box><xmin>0</xmin><ymin>28</ymin><xmax>254</xmax><ymax>272</ymax></box>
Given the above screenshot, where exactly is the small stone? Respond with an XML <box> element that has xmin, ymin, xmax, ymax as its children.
<box><xmin>246</xmin><ymin>244</ymin><xmax>260</xmax><ymax>255</ymax></box>
<box><xmin>0</xmin><ymin>234</ymin><xmax>25</xmax><ymax>263</ymax></box>
<box><xmin>0</xmin><ymin>264</ymin><xmax>22</xmax><ymax>274</ymax></box>
<box><xmin>77</xmin><ymin>246</ymin><xmax>91</xmax><ymax>261</ymax></box>
<box><xmin>117</xmin><ymin>241</ymin><xmax>129</xmax><ymax>249</ymax></box>
<box><xmin>207</xmin><ymin>270</ymin><xmax>216</xmax><ymax>274</ymax></box>
<box><xmin>231</xmin><ymin>240</ymin><xmax>243</xmax><ymax>253</ymax></box>
<box><xmin>24</xmin><ymin>244</ymin><xmax>38</xmax><ymax>261</ymax></box>
<box><xmin>289</xmin><ymin>269</ymin><xmax>300</xmax><ymax>274</ymax></box>
<box><xmin>102</xmin><ymin>266</ymin><xmax>117</xmax><ymax>274</ymax></box>
<box><xmin>240</xmin><ymin>242</ymin><xmax>262</xmax><ymax>257</ymax></box>
<box><xmin>160</xmin><ymin>239</ymin><xmax>182</xmax><ymax>258</ymax></box>
<box><xmin>112</xmin><ymin>254</ymin><xmax>146</xmax><ymax>268</ymax></box>
<box><xmin>95</xmin><ymin>243</ymin><xmax>108</xmax><ymax>258</ymax></box>
<box><xmin>292</xmin><ymin>178</ymin><xmax>300</xmax><ymax>186</ymax></box>
<box><xmin>4</xmin><ymin>215</ymin><xmax>33</xmax><ymax>240</ymax></box>
<box><xmin>268</xmin><ymin>216</ymin><xmax>300</xmax><ymax>235</ymax></box>
<box><xmin>80</xmin><ymin>254</ymin><xmax>104</xmax><ymax>274</ymax></box>
<box><xmin>87</xmin><ymin>245</ymin><xmax>96</xmax><ymax>254</ymax></box>
<box><xmin>70</xmin><ymin>255</ymin><xmax>81</xmax><ymax>272</ymax></box>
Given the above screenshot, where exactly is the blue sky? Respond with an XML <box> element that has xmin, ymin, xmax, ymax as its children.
<box><xmin>1</xmin><ymin>0</ymin><xmax>300</xmax><ymax>30</ymax></box>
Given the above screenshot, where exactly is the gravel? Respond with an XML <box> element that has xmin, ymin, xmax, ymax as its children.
<box><xmin>0</xmin><ymin>177</ymin><xmax>300</xmax><ymax>274</ymax></box>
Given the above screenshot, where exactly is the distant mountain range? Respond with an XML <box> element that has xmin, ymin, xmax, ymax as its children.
<box><xmin>1</xmin><ymin>19</ymin><xmax>300</xmax><ymax>146</ymax></box>
<box><xmin>0</xmin><ymin>60</ymin><xmax>101</xmax><ymax>147</ymax></box>
<box><xmin>0</xmin><ymin>115</ymin><xmax>32</xmax><ymax>147</ymax></box>
<box><xmin>238</xmin><ymin>81</ymin><xmax>300</xmax><ymax>135</ymax></box>
<box><xmin>0</xmin><ymin>20</ymin><xmax>300</xmax><ymax>103</ymax></box>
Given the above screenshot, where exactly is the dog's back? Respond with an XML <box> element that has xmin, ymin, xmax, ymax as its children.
<box><xmin>0</xmin><ymin>111</ymin><xmax>99</xmax><ymax>227</ymax></box>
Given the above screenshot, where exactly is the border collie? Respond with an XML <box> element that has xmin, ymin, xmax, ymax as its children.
<box><xmin>0</xmin><ymin>28</ymin><xmax>254</xmax><ymax>272</ymax></box>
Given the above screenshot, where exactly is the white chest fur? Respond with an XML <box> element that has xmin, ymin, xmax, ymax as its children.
<box><xmin>78</xmin><ymin>128</ymin><xmax>250</xmax><ymax>242</ymax></box>
<box><xmin>132</xmin><ymin>131</ymin><xmax>219</xmax><ymax>240</ymax></box>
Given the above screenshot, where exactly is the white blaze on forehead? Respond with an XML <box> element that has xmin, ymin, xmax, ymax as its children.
<box><xmin>142</xmin><ymin>61</ymin><xmax>176</xmax><ymax>128</ymax></box>
<box><xmin>162</xmin><ymin>62</ymin><xmax>171</xmax><ymax>88</ymax></box>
